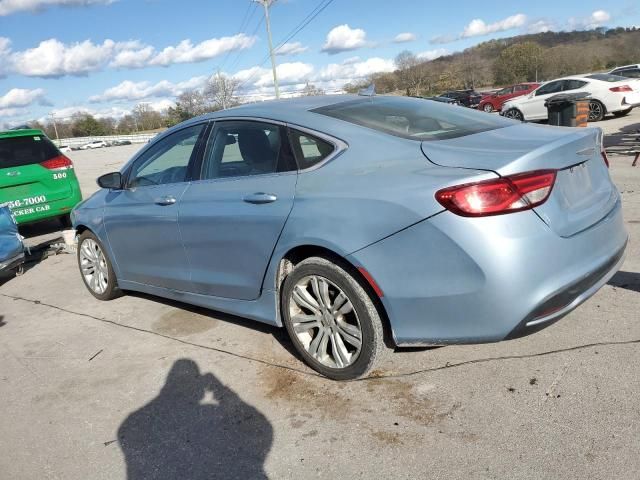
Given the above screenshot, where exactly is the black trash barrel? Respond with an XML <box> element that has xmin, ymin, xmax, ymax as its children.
<box><xmin>545</xmin><ymin>92</ymin><xmax>590</xmax><ymax>127</ymax></box>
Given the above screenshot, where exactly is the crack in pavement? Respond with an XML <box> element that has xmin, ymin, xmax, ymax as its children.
<box><xmin>3</xmin><ymin>292</ymin><xmax>639</xmax><ymax>382</ymax></box>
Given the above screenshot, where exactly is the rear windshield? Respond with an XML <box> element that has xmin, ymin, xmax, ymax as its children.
<box><xmin>312</xmin><ymin>96</ymin><xmax>513</xmax><ymax>141</ymax></box>
<box><xmin>0</xmin><ymin>134</ymin><xmax>59</xmax><ymax>169</ymax></box>
<box><xmin>584</xmin><ymin>73</ymin><xmax>627</xmax><ymax>82</ymax></box>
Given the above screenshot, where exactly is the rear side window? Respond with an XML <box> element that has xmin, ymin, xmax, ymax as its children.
<box><xmin>288</xmin><ymin>129</ymin><xmax>335</xmax><ymax>169</ymax></box>
<box><xmin>0</xmin><ymin>135</ymin><xmax>59</xmax><ymax>169</ymax></box>
<box><xmin>564</xmin><ymin>80</ymin><xmax>588</xmax><ymax>90</ymax></box>
<box><xmin>312</xmin><ymin>96</ymin><xmax>513</xmax><ymax>142</ymax></box>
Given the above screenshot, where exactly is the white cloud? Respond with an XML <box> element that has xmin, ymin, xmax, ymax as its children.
<box><xmin>393</xmin><ymin>32</ymin><xmax>416</xmax><ymax>43</ymax></box>
<box><xmin>462</xmin><ymin>14</ymin><xmax>527</xmax><ymax>38</ymax></box>
<box><xmin>321</xmin><ymin>24</ymin><xmax>368</xmax><ymax>54</ymax></box>
<box><xmin>11</xmin><ymin>38</ymin><xmax>118</xmax><ymax>77</ymax></box>
<box><xmin>431</xmin><ymin>13</ymin><xmax>527</xmax><ymax>44</ymax></box>
<box><xmin>149</xmin><ymin>33</ymin><xmax>256</xmax><ymax>66</ymax></box>
<box><xmin>89</xmin><ymin>76</ymin><xmax>208</xmax><ymax>103</ymax></box>
<box><xmin>0</xmin><ymin>87</ymin><xmax>46</xmax><ymax>108</ymax></box>
<box><xmin>526</xmin><ymin>19</ymin><xmax>556</xmax><ymax>34</ymax></box>
<box><xmin>416</xmin><ymin>48</ymin><xmax>449</xmax><ymax>61</ymax></box>
<box><xmin>274</xmin><ymin>41</ymin><xmax>308</xmax><ymax>56</ymax></box>
<box><xmin>0</xmin><ymin>106</ymin><xmax>29</xmax><ymax>118</ymax></box>
<box><xmin>2</xmin><ymin>33</ymin><xmax>257</xmax><ymax>78</ymax></box>
<box><xmin>316</xmin><ymin>57</ymin><xmax>395</xmax><ymax>83</ymax></box>
<box><xmin>569</xmin><ymin>10</ymin><xmax>611</xmax><ymax>30</ymax></box>
<box><xmin>235</xmin><ymin>62</ymin><xmax>314</xmax><ymax>89</ymax></box>
<box><xmin>0</xmin><ymin>0</ymin><xmax>112</xmax><ymax>16</ymax></box>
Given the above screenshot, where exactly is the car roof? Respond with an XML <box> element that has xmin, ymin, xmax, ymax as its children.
<box><xmin>0</xmin><ymin>128</ymin><xmax>45</xmax><ymax>139</ymax></box>
<box><xmin>611</xmin><ymin>64</ymin><xmax>640</xmax><ymax>69</ymax></box>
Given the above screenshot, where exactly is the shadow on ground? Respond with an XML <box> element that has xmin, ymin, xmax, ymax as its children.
<box><xmin>608</xmin><ymin>270</ymin><xmax>640</xmax><ymax>293</ymax></box>
<box><xmin>118</xmin><ymin>359</ymin><xmax>273</xmax><ymax>480</ymax></box>
<box><xmin>0</xmin><ymin>315</ymin><xmax>5</xmax><ymax>327</ymax></box>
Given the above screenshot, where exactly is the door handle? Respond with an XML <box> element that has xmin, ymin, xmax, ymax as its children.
<box><xmin>155</xmin><ymin>195</ymin><xmax>177</xmax><ymax>206</ymax></box>
<box><xmin>243</xmin><ymin>192</ymin><xmax>277</xmax><ymax>204</ymax></box>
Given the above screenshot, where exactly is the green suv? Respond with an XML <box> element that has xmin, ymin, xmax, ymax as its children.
<box><xmin>0</xmin><ymin>129</ymin><xmax>82</xmax><ymax>225</ymax></box>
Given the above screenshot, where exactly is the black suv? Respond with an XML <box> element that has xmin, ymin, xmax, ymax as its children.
<box><xmin>440</xmin><ymin>90</ymin><xmax>482</xmax><ymax>108</ymax></box>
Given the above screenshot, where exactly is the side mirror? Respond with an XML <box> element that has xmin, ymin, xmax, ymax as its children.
<box><xmin>97</xmin><ymin>172</ymin><xmax>123</xmax><ymax>190</ymax></box>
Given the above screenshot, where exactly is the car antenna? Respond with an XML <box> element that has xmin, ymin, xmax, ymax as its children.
<box><xmin>358</xmin><ymin>83</ymin><xmax>376</xmax><ymax>98</ymax></box>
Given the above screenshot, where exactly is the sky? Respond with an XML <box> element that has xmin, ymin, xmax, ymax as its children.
<box><xmin>0</xmin><ymin>0</ymin><xmax>638</xmax><ymax>128</ymax></box>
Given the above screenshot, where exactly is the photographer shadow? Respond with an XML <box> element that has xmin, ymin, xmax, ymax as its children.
<box><xmin>118</xmin><ymin>359</ymin><xmax>273</xmax><ymax>480</ymax></box>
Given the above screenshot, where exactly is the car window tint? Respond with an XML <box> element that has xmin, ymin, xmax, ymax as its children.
<box><xmin>564</xmin><ymin>80</ymin><xmax>588</xmax><ymax>90</ymax></box>
<box><xmin>618</xmin><ymin>68</ymin><xmax>640</xmax><ymax>78</ymax></box>
<box><xmin>0</xmin><ymin>134</ymin><xmax>60</xmax><ymax>169</ymax></box>
<box><xmin>312</xmin><ymin>96</ymin><xmax>513</xmax><ymax>142</ymax></box>
<box><xmin>289</xmin><ymin>129</ymin><xmax>335</xmax><ymax>169</ymax></box>
<box><xmin>535</xmin><ymin>81</ymin><xmax>563</xmax><ymax>96</ymax></box>
<box><xmin>129</xmin><ymin>124</ymin><xmax>204</xmax><ymax>187</ymax></box>
<box><xmin>201</xmin><ymin>121</ymin><xmax>295</xmax><ymax>180</ymax></box>
<box><xmin>515</xmin><ymin>85</ymin><xmax>530</xmax><ymax>92</ymax></box>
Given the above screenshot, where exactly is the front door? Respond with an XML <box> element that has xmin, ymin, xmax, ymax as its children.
<box><xmin>520</xmin><ymin>80</ymin><xmax>565</xmax><ymax>120</ymax></box>
<box><xmin>179</xmin><ymin>120</ymin><xmax>298</xmax><ymax>300</ymax></box>
<box><xmin>103</xmin><ymin>123</ymin><xmax>206</xmax><ymax>290</ymax></box>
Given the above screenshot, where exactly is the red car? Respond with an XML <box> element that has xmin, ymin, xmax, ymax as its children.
<box><xmin>478</xmin><ymin>83</ymin><xmax>540</xmax><ymax>113</ymax></box>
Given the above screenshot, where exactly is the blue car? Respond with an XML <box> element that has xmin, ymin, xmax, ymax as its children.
<box><xmin>73</xmin><ymin>95</ymin><xmax>627</xmax><ymax>380</ymax></box>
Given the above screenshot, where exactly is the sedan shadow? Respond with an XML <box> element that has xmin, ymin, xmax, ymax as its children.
<box><xmin>608</xmin><ymin>271</ymin><xmax>640</xmax><ymax>293</ymax></box>
<box><xmin>118</xmin><ymin>358</ymin><xmax>272</xmax><ymax>480</ymax></box>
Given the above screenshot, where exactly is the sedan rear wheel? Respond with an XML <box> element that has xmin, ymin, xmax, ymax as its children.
<box><xmin>281</xmin><ymin>257</ymin><xmax>386</xmax><ymax>380</ymax></box>
<box><xmin>78</xmin><ymin>231</ymin><xmax>121</xmax><ymax>300</ymax></box>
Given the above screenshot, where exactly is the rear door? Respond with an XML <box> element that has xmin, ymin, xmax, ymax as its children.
<box><xmin>0</xmin><ymin>133</ymin><xmax>71</xmax><ymax>221</ymax></box>
<box><xmin>179</xmin><ymin>120</ymin><xmax>298</xmax><ymax>300</ymax></box>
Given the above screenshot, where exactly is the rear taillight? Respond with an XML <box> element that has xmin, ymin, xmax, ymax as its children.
<box><xmin>610</xmin><ymin>85</ymin><xmax>632</xmax><ymax>92</ymax></box>
<box><xmin>40</xmin><ymin>155</ymin><xmax>73</xmax><ymax>170</ymax></box>
<box><xmin>435</xmin><ymin>170</ymin><xmax>557</xmax><ymax>217</ymax></box>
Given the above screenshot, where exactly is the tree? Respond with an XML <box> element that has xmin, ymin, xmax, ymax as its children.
<box><xmin>301</xmin><ymin>82</ymin><xmax>325</xmax><ymax>96</ymax></box>
<box><xmin>395</xmin><ymin>50</ymin><xmax>425</xmax><ymax>96</ymax></box>
<box><xmin>166</xmin><ymin>90</ymin><xmax>210</xmax><ymax>126</ymax></box>
<box><xmin>70</xmin><ymin>113</ymin><xmax>107</xmax><ymax>137</ymax></box>
<box><xmin>493</xmin><ymin>42</ymin><xmax>544</xmax><ymax>85</ymax></box>
<box><xmin>204</xmin><ymin>72</ymin><xmax>239</xmax><ymax>110</ymax></box>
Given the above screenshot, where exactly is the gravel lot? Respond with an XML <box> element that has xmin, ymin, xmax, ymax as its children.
<box><xmin>1</xmin><ymin>112</ymin><xmax>639</xmax><ymax>479</ymax></box>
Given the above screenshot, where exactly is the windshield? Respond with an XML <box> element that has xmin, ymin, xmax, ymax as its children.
<box><xmin>312</xmin><ymin>96</ymin><xmax>514</xmax><ymax>141</ymax></box>
<box><xmin>585</xmin><ymin>73</ymin><xmax>628</xmax><ymax>82</ymax></box>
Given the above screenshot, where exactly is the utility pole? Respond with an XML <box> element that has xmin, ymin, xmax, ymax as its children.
<box><xmin>254</xmin><ymin>0</ymin><xmax>280</xmax><ymax>98</ymax></box>
<box><xmin>49</xmin><ymin>113</ymin><xmax>60</xmax><ymax>146</ymax></box>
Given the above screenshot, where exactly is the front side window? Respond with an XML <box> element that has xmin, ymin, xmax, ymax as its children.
<box><xmin>289</xmin><ymin>129</ymin><xmax>335</xmax><ymax>169</ymax></box>
<box><xmin>497</xmin><ymin>87</ymin><xmax>513</xmax><ymax>95</ymax></box>
<box><xmin>535</xmin><ymin>81</ymin><xmax>563</xmax><ymax>96</ymax></box>
<box><xmin>515</xmin><ymin>84</ymin><xmax>531</xmax><ymax>92</ymax></box>
<box><xmin>200</xmin><ymin>121</ymin><xmax>296</xmax><ymax>180</ymax></box>
<box><xmin>128</xmin><ymin>124</ymin><xmax>204</xmax><ymax>187</ymax></box>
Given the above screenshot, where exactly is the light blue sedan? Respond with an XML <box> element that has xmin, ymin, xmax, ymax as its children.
<box><xmin>72</xmin><ymin>95</ymin><xmax>627</xmax><ymax>380</ymax></box>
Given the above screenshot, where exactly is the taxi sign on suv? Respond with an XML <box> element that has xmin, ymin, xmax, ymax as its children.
<box><xmin>0</xmin><ymin>128</ymin><xmax>82</xmax><ymax>225</ymax></box>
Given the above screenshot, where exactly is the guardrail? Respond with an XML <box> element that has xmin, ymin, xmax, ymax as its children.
<box><xmin>54</xmin><ymin>133</ymin><xmax>160</xmax><ymax>148</ymax></box>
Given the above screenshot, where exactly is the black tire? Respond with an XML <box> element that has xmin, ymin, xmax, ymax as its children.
<box><xmin>59</xmin><ymin>214</ymin><xmax>72</xmax><ymax>228</ymax></box>
<box><xmin>482</xmin><ymin>103</ymin><xmax>494</xmax><ymax>113</ymax></box>
<box><xmin>77</xmin><ymin>230</ymin><xmax>121</xmax><ymax>301</ymax></box>
<box><xmin>613</xmin><ymin>109</ymin><xmax>632</xmax><ymax>118</ymax></box>
<box><xmin>588</xmin><ymin>100</ymin><xmax>605</xmax><ymax>122</ymax></box>
<box><xmin>503</xmin><ymin>108</ymin><xmax>524</xmax><ymax>121</ymax></box>
<box><xmin>281</xmin><ymin>257</ymin><xmax>387</xmax><ymax>380</ymax></box>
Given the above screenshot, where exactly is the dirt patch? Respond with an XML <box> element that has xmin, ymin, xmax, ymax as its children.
<box><xmin>152</xmin><ymin>309</ymin><xmax>217</xmax><ymax>337</ymax></box>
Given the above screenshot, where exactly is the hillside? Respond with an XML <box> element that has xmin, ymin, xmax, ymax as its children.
<box><xmin>345</xmin><ymin>27</ymin><xmax>640</xmax><ymax>96</ymax></box>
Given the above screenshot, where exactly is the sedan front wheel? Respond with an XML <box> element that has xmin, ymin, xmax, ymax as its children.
<box><xmin>78</xmin><ymin>231</ymin><xmax>121</xmax><ymax>300</ymax></box>
<box><xmin>281</xmin><ymin>257</ymin><xmax>387</xmax><ymax>380</ymax></box>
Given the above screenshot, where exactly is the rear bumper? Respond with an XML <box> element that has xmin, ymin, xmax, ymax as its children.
<box><xmin>12</xmin><ymin>185</ymin><xmax>82</xmax><ymax>225</ymax></box>
<box><xmin>348</xmin><ymin>199</ymin><xmax>628</xmax><ymax>346</ymax></box>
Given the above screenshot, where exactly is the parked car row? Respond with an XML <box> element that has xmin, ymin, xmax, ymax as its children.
<box><xmin>57</xmin><ymin>139</ymin><xmax>133</xmax><ymax>152</ymax></box>
<box><xmin>432</xmin><ymin>64</ymin><xmax>640</xmax><ymax>123</ymax></box>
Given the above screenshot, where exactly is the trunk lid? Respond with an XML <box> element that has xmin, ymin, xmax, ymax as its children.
<box><xmin>422</xmin><ymin>123</ymin><xmax>618</xmax><ymax>237</ymax></box>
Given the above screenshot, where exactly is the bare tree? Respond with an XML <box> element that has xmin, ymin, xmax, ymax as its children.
<box><xmin>301</xmin><ymin>82</ymin><xmax>325</xmax><ymax>96</ymax></box>
<box><xmin>395</xmin><ymin>50</ymin><xmax>426</xmax><ymax>96</ymax></box>
<box><xmin>205</xmin><ymin>72</ymin><xmax>240</xmax><ymax>110</ymax></box>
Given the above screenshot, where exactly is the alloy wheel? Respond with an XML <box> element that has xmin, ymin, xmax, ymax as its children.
<box><xmin>504</xmin><ymin>109</ymin><xmax>523</xmax><ymax>121</ymax></box>
<box><xmin>288</xmin><ymin>275</ymin><xmax>363</xmax><ymax>369</ymax></box>
<box><xmin>79</xmin><ymin>238</ymin><xmax>109</xmax><ymax>295</ymax></box>
<box><xmin>588</xmin><ymin>101</ymin><xmax>603</xmax><ymax>121</ymax></box>
<box><xmin>483</xmin><ymin>104</ymin><xmax>494</xmax><ymax>113</ymax></box>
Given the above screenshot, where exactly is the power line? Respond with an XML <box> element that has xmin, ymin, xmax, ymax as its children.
<box><xmin>218</xmin><ymin>2</ymin><xmax>258</xmax><ymax>72</ymax></box>
<box><xmin>236</xmin><ymin>0</ymin><xmax>335</xmax><ymax>92</ymax></box>
<box><xmin>227</xmin><ymin>7</ymin><xmax>264</xmax><ymax>73</ymax></box>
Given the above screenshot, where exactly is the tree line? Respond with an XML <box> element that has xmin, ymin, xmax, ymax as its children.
<box><xmin>345</xmin><ymin>27</ymin><xmax>640</xmax><ymax>96</ymax></box>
